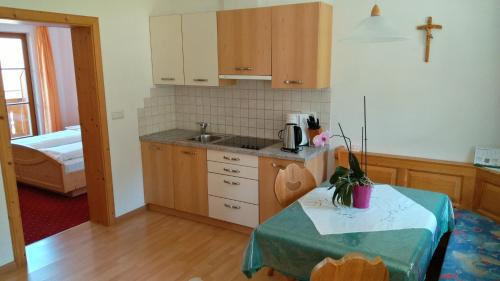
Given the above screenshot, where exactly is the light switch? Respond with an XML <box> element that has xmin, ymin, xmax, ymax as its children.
<box><xmin>111</xmin><ymin>110</ymin><xmax>125</xmax><ymax>120</ymax></box>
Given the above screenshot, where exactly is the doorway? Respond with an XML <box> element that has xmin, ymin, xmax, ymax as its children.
<box><xmin>0</xmin><ymin>7</ymin><xmax>115</xmax><ymax>268</ymax></box>
<box><xmin>0</xmin><ymin>25</ymin><xmax>91</xmax><ymax>245</ymax></box>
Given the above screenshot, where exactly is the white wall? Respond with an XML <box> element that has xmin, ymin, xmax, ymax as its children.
<box><xmin>329</xmin><ymin>0</ymin><xmax>500</xmax><ymax>162</ymax></box>
<box><xmin>0</xmin><ymin>169</ymin><xmax>14</xmax><ymax>266</ymax></box>
<box><xmin>49</xmin><ymin>27</ymin><xmax>80</xmax><ymax>128</ymax></box>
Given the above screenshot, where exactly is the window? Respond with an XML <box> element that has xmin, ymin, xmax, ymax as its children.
<box><xmin>0</xmin><ymin>33</ymin><xmax>37</xmax><ymax>139</ymax></box>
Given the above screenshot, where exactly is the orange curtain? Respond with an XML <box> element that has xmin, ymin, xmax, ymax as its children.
<box><xmin>35</xmin><ymin>26</ymin><xmax>61</xmax><ymax>133</ymax></box>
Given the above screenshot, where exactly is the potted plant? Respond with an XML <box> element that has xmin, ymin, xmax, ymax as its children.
<box><xmin>329</xmin><ymin>153</ymin><xmax>373</xmax><ymax>208</ymax></box>
<box><xmin>329</xmin><ymin>122</ymin><xmax>373</xmax><ymax>208</ymax></box>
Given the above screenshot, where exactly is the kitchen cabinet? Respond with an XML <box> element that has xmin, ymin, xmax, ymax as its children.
<box><xmin>173</xmin><ymin>145</ymin><xmax>208</xmax><ymax>216</ymax></box>
<box><xmin>141</xmin><ymin>141</ymin><xmax>174</xmax><ymax>208</ymax></box>
<box><xmin>271</xmin><ymin>2</ymin><xmax>332</xmax><ymax>89</ymax></box>
<box><xmin>207</xmin><ymin>150</ymin><xmax>259</xmax><ymax>228</ymax></box>
<box><xmin>217</xmin><ymin>7</ymin><xmax>272</xmax><ymax>76</ymax></box>
<box><xmin>149</xmin><ymin>15</ymin><xmax>184</xmax><ymax>85</ymax></box>
<box><xmin>182</xmin><ymin>12</ymin><xmax>219</xmax><ymax>86</ymax></box>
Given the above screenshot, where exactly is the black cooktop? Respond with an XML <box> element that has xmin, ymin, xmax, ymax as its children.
<box><xmin>216</xmin><ymin>136</ymin><xmax>280</xmax><ymax>150</ymax></box>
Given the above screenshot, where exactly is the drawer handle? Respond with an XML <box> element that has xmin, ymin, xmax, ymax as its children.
<box><xmin>223</xmin><ymin>167</ymin><xmax>240</xmax><ymax>174</ymax></box>
<box><xmin>223</xmin><ymin>156</ymin><xmax>240</xmax><ymax>161</ymax></box>
<box><xmin>235</xmin><ymin>66</ymin><xmax>253</xmax><ymax>71</ymax></box>
<box><xmin>224</xmin><ymin>203</ymin><xmax>241</xmax><ymax>210</ymax></box>
<box><xmin>284</xmin><ymin>80</ymin><xmax>303</xmax><ymax>85</ymax></box>
<box><xmin>223</xmin><ymin>179</ymin><xmax>240</xmax><ymax>186</ymax></box>
<box><xmin>161</xmin><ymin>77</ymin><xmax>175</xmax><ymax>81</ymax></box>
<box><xmin>271</xmin><ymin>163</ymin><xmax>286</xmax><ymax>170</ymax></box>
<box><xmin>193</xmin><ymin>78</ymin><xmax>208</xmax><ymax>82</ymax></box>
<box><xmin>182</xmin><ymin>151</ymin><xmax>196</xmax><ymax>156</ymax></box>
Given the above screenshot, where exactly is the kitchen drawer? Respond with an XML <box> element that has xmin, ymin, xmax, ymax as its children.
<box><xmin>208</xmin><ymin>173</ymin><xmax>258</xmax><ymax>204</ymax></box>
<box><xmin>207</xmin><ymin>150</ymin><xmax>258</xmax><ymax>167</ymax></box>
<box><xmin>209</xmin><ymin>196</ymin><xmax>259</xmax><ymax>228</ymax></box>
<box><xmin>208</xmin><ymin>161</ymin><xmax>258</xmax><ymax>180</ymax></box>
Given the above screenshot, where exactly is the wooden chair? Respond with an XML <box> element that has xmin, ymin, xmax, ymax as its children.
<box><xmin>310</xmin><ymin>253</ymin><xmax>389</xmax><ymax>281</ymax></box>
<box><xmin>268</xmin><ymin>163</ymin><xmax>317</xmax><ymax>278</ymax></box>
<box><xmin>274</xmin><ymin>163</ymin><xmax>317</xmax><ymax>207</ymax></box>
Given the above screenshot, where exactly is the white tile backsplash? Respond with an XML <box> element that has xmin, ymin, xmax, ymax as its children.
<box><xmin>137</xmin><ymin>86</ymin><xmax>176</xmax><ymax>136</ymax></box>
<box><xmin>138</xmin><ymin>80</ymin><xmax>331</xmax><ymax>139</ymax></box>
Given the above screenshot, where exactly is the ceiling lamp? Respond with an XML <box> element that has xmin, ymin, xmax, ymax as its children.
<box><xmin>342</xmin><ymin>4</ymin><xmax>408</xmax><ymax>43</ymax></box>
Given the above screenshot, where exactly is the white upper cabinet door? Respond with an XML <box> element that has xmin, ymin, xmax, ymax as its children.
<box><xmin>150</xmin><ymin>15</ymin><xmax>185</xmax><ymax>85</ymax></box>
<box><xmin>182</xmin><ymin>12</ymin><xmax>219</xmax><ymax>87</ymax></box>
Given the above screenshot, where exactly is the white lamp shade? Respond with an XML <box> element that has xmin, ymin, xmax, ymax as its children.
<box><xmin>342</xmin><ymin>9</ymin><xmax>409</xmax><ymax>43</ymax></box>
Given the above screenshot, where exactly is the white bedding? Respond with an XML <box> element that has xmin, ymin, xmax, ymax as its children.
<box><xmin>12</xmin><ymin>129</ymin><xmax>81</xmax><ymax>149</ymax></box>
<box><xmin>63</xmin><ymin>157</ymin><xmax>85</xmax><ymax>173</ymax></box>
<box><xmin>12</xmin><ymin>129</ymin><xmax>85</xmax><ymax>173</ymax></box>
<box><xmin>40</xmin><ymin>142</ymin><xmax>83</xmax><ymax>162</ymax></box>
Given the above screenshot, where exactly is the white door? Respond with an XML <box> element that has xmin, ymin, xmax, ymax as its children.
<box><xmin>182</xmin><ymin>12</ymin><xmax>219</xmax><ymax>87</ymax></box>
<box><xmin>150</xmin><ymin>15</ymin><xmax>184</xmax><ymax>85</ymax></box>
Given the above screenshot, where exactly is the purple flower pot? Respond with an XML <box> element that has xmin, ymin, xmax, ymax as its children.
<box><xmin>353</xmin><ymin>184</ymin><xmax>373</xmax><ymax>209</ymax></box>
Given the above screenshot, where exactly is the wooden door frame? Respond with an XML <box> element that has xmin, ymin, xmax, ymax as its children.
<box><xmin>0</xmin><ymin>7</ymin><xmax>116</xmax><ymax>268</ymax></box>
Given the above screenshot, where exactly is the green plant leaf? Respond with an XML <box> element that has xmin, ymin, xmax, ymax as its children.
<box><xmin>344</xmin><ymin>183</ymin><xmax>352</xmax><ymax>206</ymax></box>
<box><xmin>329</xmin><ymin>166</ymin><xmax>349</xmax><ymax>185</ymax></box>
<box><xmin>349</xmin><ymin>153</ymin><xmax>365</xmax><ymax>179</ymax></box>
<box><xmin>334</xmin><ymin>180</ymin><xmax>349</xmax><ymax>206</ymax></box>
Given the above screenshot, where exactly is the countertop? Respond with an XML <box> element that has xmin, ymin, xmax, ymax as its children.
<box><xmin>139</xmin><ymin>129</ymin><xmax>329</xmax><ymax>162</ymax></box>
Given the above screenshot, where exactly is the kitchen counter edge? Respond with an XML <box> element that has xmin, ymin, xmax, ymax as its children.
<box><xmin>139</xmin><ymin>129</ymin><xmax>330</xmax><ymax>162</ymax></box>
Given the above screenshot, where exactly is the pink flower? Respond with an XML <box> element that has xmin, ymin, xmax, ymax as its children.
<box><xmin>313</xmin><ymin>131</ymin><xmax>331</xmax><ymax>147</ymax></box>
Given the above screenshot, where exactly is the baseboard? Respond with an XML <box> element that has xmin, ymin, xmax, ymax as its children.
<box><xmin>0</xmin><ymin>261</ymin><xmax>17</xmax><ymax>275</ymax></box>
<box><xmin>148</xmin><ymin>204</ymin><xmax>253</xmax><ymax>235</ymax></box>
<box><xmin>115</xmin><ymin>205</ymin><xmax>147</xmax><ymax>224</ymax></box>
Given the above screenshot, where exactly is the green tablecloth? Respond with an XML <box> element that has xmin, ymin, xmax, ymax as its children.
<box><xmin>242</xmin><ymin>185</ymin><xmax>454</xmax><ymax>281</ymax></box>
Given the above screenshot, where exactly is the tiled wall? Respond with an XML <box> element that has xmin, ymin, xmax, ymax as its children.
<box><xmin>138</xmin><ymin>80</ymin><xmax>331</xmax><ymax>140</ymax></box>
<box><xmin>137</xmin><ymin>87</ymin><xmax>176</xmax><ymax>136</ymax></box>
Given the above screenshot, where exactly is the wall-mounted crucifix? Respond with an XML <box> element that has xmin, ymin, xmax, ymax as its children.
<box><xmin>417</xmin><ymin>17</ymin><xmax>442</xmax><ymax>63</ymax></box>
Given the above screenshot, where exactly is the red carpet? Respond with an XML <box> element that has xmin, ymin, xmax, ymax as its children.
<box><xmin>17</xmin><ymin>183</ymin><xmax>89</xmax><ymax>245</ymax></box>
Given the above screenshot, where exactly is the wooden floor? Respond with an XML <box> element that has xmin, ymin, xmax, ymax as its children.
<box><xmin>0</xmin><ymin>210</ymin><xmax>290</xmax><ymax>281</ymax></box>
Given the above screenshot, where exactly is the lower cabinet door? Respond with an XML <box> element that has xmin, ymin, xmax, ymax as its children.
<box><xmin>208</xmin><ymin>196</ymin><xmax>259</xmax><ymax>228</ymax></box>
<box><xmin>141</xmin><ymin>142</ymin><xmax>174</xmax><ymax>208</ymax></box>
<box><xmin>173</xmin><ymin>145</ymin><xmax>208</xmax><ymax>216</ymax></box>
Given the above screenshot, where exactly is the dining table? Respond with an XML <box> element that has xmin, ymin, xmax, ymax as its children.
<box><xmin>241</xmin><ymin>183</ymin><xmax>455</xmax><ymax>281</ymax></box>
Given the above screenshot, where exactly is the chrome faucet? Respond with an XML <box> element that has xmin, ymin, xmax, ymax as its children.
<box><xmin>197</xmin><ymin>122</ymin><xmax>209</xmax><ymax>135</ymax></box>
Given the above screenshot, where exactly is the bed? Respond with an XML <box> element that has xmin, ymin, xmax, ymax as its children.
<box><xmin>11</xmin><ymin>127</ymin><xmax>86</xmax><ymax>196</ymax></box>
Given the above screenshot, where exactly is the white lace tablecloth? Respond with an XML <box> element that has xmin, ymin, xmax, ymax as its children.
<box><xmin>298</xmin><ymin>184</ymin><xmax>437</xmax><ymax>235</ymax></box>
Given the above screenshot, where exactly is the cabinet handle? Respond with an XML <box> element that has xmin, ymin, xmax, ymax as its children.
<box><xmin>193</xmin><ymin>78</ymin><xmax>208</xmax><ymax>82</ymax></box>
<box><xmin>223</xmin><ymin>179</ymin><xmax>240</xmax><ymax>185</ymax></box>
<box><xmin>182</xmin><ymin>150</ymin><xmax>196</xmax><ymax>155</ymax></box>
<box><xmin>161</xmin><ymin>77</ymin><xmax>175</xmax><ymax>81</ymax></box>
<box><xmin>224</xmin><ymin>203</ymin><xmax>241</xmax><ymax>210</ymax></box>
<box><xmin>223</xmin><ymin>167</ymin><xmax>240</xmax><ymax>174</ymax></box>
<box><xmin>284</xmin><ymin>80</ymin><xmax>303</xmax><ymax>85</ymax></box>
<box><xmin>271</xmin><ymin>163</ymin><xmax>286</xmax><ymax>170</ymax></box>
<box><xmin>235</xmin><ymin>66</ymin><xmax>253</xmax><ymax>71</ymax></box>
<box><xmin>223</xmin><ymin>156</ymin><xmax>240</xmax><ymax>161</ymax></box>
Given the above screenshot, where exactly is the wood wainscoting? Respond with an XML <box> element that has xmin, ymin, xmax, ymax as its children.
<box><xmin>474</xmin><ymin>168</ymin><xmax>500</xmax><ymax>222</ymax></box>
<box><xmin>336</xmin><ymin>147</ymin><xmax>500</xmax><ymax>223</ymax></box>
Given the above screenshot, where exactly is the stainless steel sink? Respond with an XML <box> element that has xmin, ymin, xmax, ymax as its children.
<box><xmin>189</xmin><ymin>134</ymin><xmax>223</xmax><ymax>143</ymax></box>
